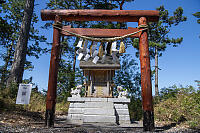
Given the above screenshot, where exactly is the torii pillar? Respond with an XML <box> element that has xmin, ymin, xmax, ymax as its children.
<box><xmin>45</xmin><ymin>15</ymin><xmax>62</xmax><ymax>127</ymax></box>
<box><xmin>139</xmin><ymin>17</ymin><xmax>154</xmax><ymax>131</ymax></box>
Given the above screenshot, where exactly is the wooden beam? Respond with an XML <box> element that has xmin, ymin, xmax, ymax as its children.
<box><xmin>138</xmin><ymin>17</ymin><xmax>154</xmax><ymax>131</ymax></box>
<box><xmin>41</xmin><ymin>9</ymin><xmax>159</xmax><ymax>22</ymax></box>
<box><xmin>61</xmin><ymin>26</ymin><xmax>139</xmax><ymax>38</ymax></box>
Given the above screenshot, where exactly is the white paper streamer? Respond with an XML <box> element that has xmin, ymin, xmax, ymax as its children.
<box><xmin>104</xmin><ymin>42</ymin><xmax>108</xmax><ymax>54</ymax></box>
<box><xmin>77</xmin><ymin>38</ymin><xmax>84</xmax><ymax>48</ymax></box>
<box><xmin>111</xmin><ymin>41</ymin><xmax>119</xmax><ymax>52</ymax></box>
<box><xmin>92</xmin><ymin>56</ymin><xmax>99</xmax><ymax>64</ymax></box>
<box><xmin>77</xmin><ymin>53</ymin><xmax>84</xmax><ymax>60</ymax></box>
<box><xmin>84</xmin><ymin>54</ymin><xmax>90</xmax><ymax>61</ymax></box>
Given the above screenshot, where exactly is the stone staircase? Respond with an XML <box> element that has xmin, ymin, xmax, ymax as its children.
<box><xmin>83</xmin><ymin>101</ymin><xmax>116</xmax><ymax>123</ymax></box>
<box><xmin>67</xmin><ymin>97</ymin><xmax>130</xmax><ymax>124</ymax></box>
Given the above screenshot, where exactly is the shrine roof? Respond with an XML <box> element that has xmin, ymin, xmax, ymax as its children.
<box><xmin>79</xmin><ymin>55</ymin><xmax>120</xmax><ymax>70</ymax></box>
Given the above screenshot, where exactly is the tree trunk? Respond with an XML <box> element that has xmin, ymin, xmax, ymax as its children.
<box><xmin>6</xmin><ymin>0</ymin><xmax>35</xmax><ymax>87</ymax></box>
<box><xmin>0</xmin><ymin>41</ymin><xmax>13</xmax><ymax>86</ymax></box>
<box><xmin>155</xmin><ymin>46</ymin><xmax>159</xmax><ymax>96</ymax></box>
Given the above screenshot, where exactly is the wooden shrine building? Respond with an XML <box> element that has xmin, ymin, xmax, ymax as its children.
<box><xmin>80</xmin><ymin>54</ymin><xmax>120</xmax><ymax>97</ymax></box>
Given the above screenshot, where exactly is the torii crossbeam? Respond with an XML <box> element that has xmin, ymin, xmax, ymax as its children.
<box><xmin>41</xmin><ymin>9</ymin><xmax>159</xmax><ymax>131</ymax></box>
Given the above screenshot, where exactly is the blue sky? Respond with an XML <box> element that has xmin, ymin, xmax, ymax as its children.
<box><xmin>23</xmin><ymin>0</ymin><xmax>200</xmax><ymax>94</ymax></box>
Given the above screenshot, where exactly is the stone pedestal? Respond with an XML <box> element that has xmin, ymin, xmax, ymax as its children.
<box><xmin>67</xmin><ymin>97</ymin><xmax>130</xmax><ymax>124</ymax></box>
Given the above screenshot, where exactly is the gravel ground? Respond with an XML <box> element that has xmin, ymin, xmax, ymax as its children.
<box><xmin>0</xmin><ymin>112</ymin><xmax>199</xmax><ymax>133</ymax></box>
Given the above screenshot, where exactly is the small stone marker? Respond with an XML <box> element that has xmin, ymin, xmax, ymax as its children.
<box><xmin>16</xmin><ymin>84</ymin><xmax>32</xmax><ymax>104</ymax></box>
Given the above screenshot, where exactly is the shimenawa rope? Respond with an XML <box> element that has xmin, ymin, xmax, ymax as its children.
<box><xmin>53</xmin><ymin>22</ymin><xmax>148</xmax><ymax>42</ymax></box>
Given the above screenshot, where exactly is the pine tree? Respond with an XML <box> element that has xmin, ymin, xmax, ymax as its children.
<box><xmin>6</xmin><ymin>0</ymin><xmax>35</xmax><ymax>86</ymax></box>
<box><xmin>0</xmin><ymin>0</ymin><xmax>48</xmax><ymax>87</ymax></box>
<box><xmin>132</xmin><ymin>6</ymin><xmax>187</xmax><ymax>96</ymax></box>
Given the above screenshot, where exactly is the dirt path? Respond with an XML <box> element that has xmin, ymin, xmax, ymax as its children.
<box><xmin>0</xmin><ymin>111</ymin><xmax>199</xmax><ymax>133</ymax></box>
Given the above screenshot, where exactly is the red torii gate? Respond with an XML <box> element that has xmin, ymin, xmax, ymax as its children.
<box><xmin>41</xmin><ymin>9</ymin><xmax>159</xmax><ymax>131</ymax></box>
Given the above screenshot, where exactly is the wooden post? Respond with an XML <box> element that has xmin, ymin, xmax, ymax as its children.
<box><xmin>45</xmin><ymin>15</ymin><xmax>62</xmax><ymax>127</ymax></box>
<box><xmin>138</xmin><ymin>17</ymin><xmax>155</xmax><ymax>131</ymax></box>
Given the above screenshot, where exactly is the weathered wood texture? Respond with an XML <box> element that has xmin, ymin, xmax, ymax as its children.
<box><xmin>138</xmin><ymin>17</ymin><xmax>154</xmax><ymax>131</ymax></box>
<box><xmin>61</xmin><ymin>26</ymin><xmax>139</xmax><ymax>38</ymax></box>
<box><xmin>45</xmin><ymin>15</ymin><xmax>61</xmax><ymax>127</ymax></box>
<box><xmin>41</xmin><ymin>10</ymin><xmax>159</xmax><ymax>22</ymax></box>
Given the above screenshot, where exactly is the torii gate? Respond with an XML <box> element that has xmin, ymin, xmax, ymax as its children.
<box><xmin>41</xmin><ymin>9</ymin><xmax>159</xmax><ymax>131</ymax></box>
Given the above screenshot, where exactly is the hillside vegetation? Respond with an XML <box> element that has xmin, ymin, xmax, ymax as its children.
<box><xmin>0</xmin><ymin>85</ymin><xmax>69</xmax><ymax>115</ymax></box>
<box><xmin>154</xmin><ymin>85</ymin><xmax>200</xmax><ymax>128</ymax></box>
<box><xmin>0</xmin><ymin>85</ymin><xmax>199</xmax><ymax>129</ymax></box>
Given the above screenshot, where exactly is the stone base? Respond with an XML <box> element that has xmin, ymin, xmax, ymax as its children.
<box><xmin>67</xmin><ymin>97</ymin><xmax>130</xmax><ymax>124</ymax></box>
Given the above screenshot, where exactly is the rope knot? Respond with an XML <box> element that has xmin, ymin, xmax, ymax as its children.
<box><xmin>53</xmin><ymin>21</ymin><xmax>63</xmax><ymax>28</ymax></box>
<box><xmin>137</xmin><ymin>24</ymin><xmax>148</xmax><ymax>29</ymax></box>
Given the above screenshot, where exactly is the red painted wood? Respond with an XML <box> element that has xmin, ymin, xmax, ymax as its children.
<box><xmin>138</xmin><ymin>17</ymin><xmax>154</xmax><ymax>131</ymax></box>
<box><xmin>41</xmin><ymin>9</ymin><xmax>159</xmax><ymax>22</ymax></box>
<box><xmin>61</xmin><ymin>26</ymin><xmax>139</xmax><ymax>38</ymax></box>
<box><xmin>46</xmin><ymin>15</ymin><xmax>61</xmax><ymax>127</ymax></box>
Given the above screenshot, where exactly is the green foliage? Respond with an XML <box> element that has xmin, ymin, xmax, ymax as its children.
<box><xmin>128</xmin><ymin>97</ymin><xmax>143</xmax><ymax>121</ymax></box>
<box><xmin>0</xmin><ymin>0</ymin><xmax>48</xmax><ymax>86</ymax></box>
<box><xmin>154</xmin><ymin>85</ymin><xmax>200</xmax><ymax>128</ymax></box>
<box><xmin>0</xmin><ymin>83</ymin><xmax>70</xmax><ymax>114</ymax></box>
<box><xmin>114</xmin><ymin>54</ymin><xmax>141</xmax><ymax>97</ymax></box>
<box><xmin>28</xmin><ymin>91</ymin><xmax>46</xmax><ymax>112</ymax></box>
<box><xmin>193</xmin><ymin>12</ymin><xmax>200</xmax><ymax>38</ymax></box>
<box><xmin>132</xmin><ymin>5</ymin><xmax>187</xmax><ymax>59</ymax></box>
<box><xmin>57</xmin><ymin>60</ymin><xmax>75</xmax><ymax>102</ymax></box>
<box><xmin>193</xmin><ymin>12</ymin><xmax>200</xmax><ymax>24</ymax></box>
<box><xmin>56</xmin><ymin>101</ymin><xmax>70</xmax><ymax>114</ymax></box>
<box><xmin>114</xmin><ymin>54</ymin><xmax>142</xmax><ymax>121</ymax></box>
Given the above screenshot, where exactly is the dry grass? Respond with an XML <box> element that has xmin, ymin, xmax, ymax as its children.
<box><xmin>154</xmin><ymin>88</ymin><xmax>200</xmax><ymax>129</ymax></box>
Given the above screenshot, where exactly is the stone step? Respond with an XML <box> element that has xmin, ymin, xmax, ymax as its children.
<box><xmin>115</xmin><ymin>109</ymin><xmax>129</xmax><ymax>115</ymax></box>
<box><xmin>69</xmin><ymin>103</ymin><xmax>85</xmax><ymax>108</ymax></box>
<box><xmin>85</xmin><ymin>101</ymin><xmax>114</xmax><ymax>108</ymax></box>
<box><xmin>83</xmin><ymin>115</ymin><xmax>116</xmax><ymax>123</ymax></box>
<box><xmin>114</xmin><ymin>104</ymin><xmax>128</xmax><ymax>109</ymax></box>
<box><xmin>68</xmin><ymin>108</ymin><xmax>83</xmax><ymax>114</ymax></box>
<box><xmin>84</xmin><ymin>108</ymin><xmax>115</xmax><ymax>115</ymax></box>
<box><xmin>67</xmin><ymin>114</ymin><xmax>83</xmax><ymax>120</ymax></box>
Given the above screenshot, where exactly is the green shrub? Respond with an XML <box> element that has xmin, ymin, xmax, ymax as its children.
<box><xmin>56</xmin><ymin>101</ymin><xmax>70</xmax><ymax>114</ymax></box>
<box><xmin>128</xmin><ymin>97</ymin><xmax>143</xmax><ymax>121</ymax></box>
<box><xmin>154</xmin><ymin>85</ymin><xmax>200</xmax><ymax>128</ymax></box>
<box><xmin>28</xmin><ymin>91</ymin><xmax>46</xmax><ymax>112</ymax></box>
